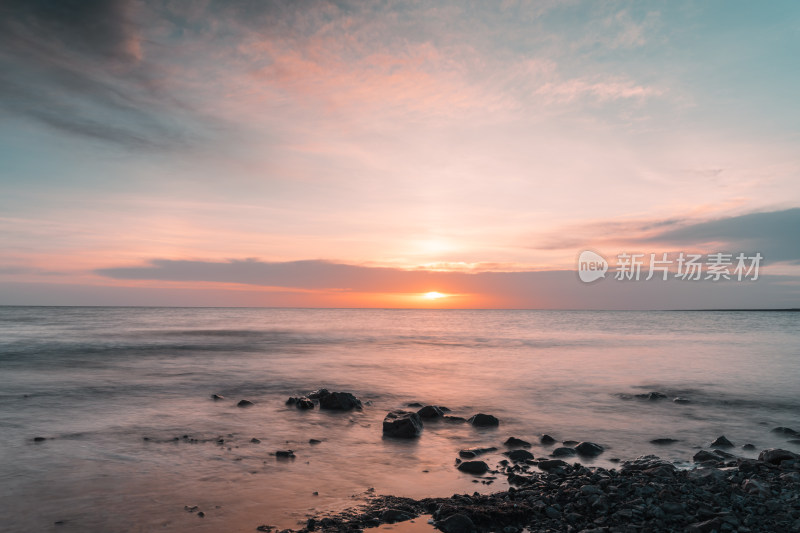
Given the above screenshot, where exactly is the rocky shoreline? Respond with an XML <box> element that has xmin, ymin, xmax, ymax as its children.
<box><xmin>269</xmin><ymin>449</ymin><xmax>800</xmax><ymax>533</ymax></box>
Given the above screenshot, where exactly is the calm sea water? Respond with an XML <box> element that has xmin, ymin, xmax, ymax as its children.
<box><xmin>1</xmin><ymin>307</ymin><xmax>799</xmax><ymax>532</ymax></box>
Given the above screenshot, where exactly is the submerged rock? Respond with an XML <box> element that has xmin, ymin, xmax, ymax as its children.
<box><xmin>758</xmin><ymin>448</ymin><xmax>799</xmax><ymax>465</ymax></box>
<box><xmin>457</xmin><ymin>460</ymin><xmax>489</xmax><ymax>475</ymax></box>
<box><xmin>575</xmin><ymin>441</ymin><xmax>604</xmax><ymax>456</ymax></box>
<box><xmin>650</xmin><ymin>438</ymin><xmax>680</xmax><ymax>445</ymax></box>
<box><xmin>438</xmin><ymin>513</ymin><xmax>475</xmax><ymax>533</ymax></box>
<box><xmin>443</xmin><ymin>415</ymin><xmax>467</xmax><ymax>423</ymax></box>
<box><xmin>307</xmin><ymin>389</ymin><xmax>329</xmax><ymax>400</ymax></box>
<box><xmin>318</xmin><ymin>391</ymin><xmax>362</xmax><ymax>411</ymax></box>
<box><xmin>537</xmin><ymin>459</ymin><xmax>569</xmax><ymax>472</ymax></box>
<box><xmin>416</xmin><ymin>405</ymin><xmax>444</xmax><ymax>418</ymax></box>
<box><xmin>286</xmin><ymin>396</ymin><xmax>315</xmax><ymax>409</ymax></box>
<box><xmin>504</xmin><ymin>449</ymin><xmax>534</xmax><ymax>462</ymax></box>
<box><xmin>275</xmin><ymin>450</ymin><xmax>295</xmax><ymax>458</ymax></box>
<box><xmin>771</xmin><ymin>426</ymin><xmax>799</xmax><ymax>436</ymax></box>
<box><xmin>468</xmin><ymin>413</ymin><xmax>499</xmax><ymax>427</ymax></box>
<box><xmin>711</xmin><ymin>435</ymin><xmax>734</xmax><ymax>448</ymax></box>
<box><xmin>551</xmin><ymin>447</ymin><xmax>576</xmax><ymax>457</ymax></box>
<box><xmin>211</xmin><ymin>394</ymin><xmax>224</xmax><ymax>400</ymax></box>
<box><xmin>635</xmin><ymin>391</ymin><xmax>668</xmax><ymax>401</ymax></box>
<box><xmin>540</xmin><ymin>434</ymin><xmax>556</xmax><ymax>445</ymax></box>
<box><xmin>504</xmin><ymin>437</ymin><xmax>531</xmax><ymax>448</ymax></box>
<box><xmin>382</xmin><ymin>411</ymin><xmax>423</xmax><ymax>438</ymax></box>
<box><xmin>237</xmin><ymin>399</ymin><xmax>254</xmax><ymax>408</ymax></box>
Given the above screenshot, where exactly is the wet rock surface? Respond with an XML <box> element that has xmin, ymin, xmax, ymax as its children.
<box><xmin>468</xmin><ymin>413</ymin><xmax>499</xmax><ymax>427</ymax></box>
<box><xmin>382</xmin><ymin>410</ymin><xmax>423</xmax><ymax>438</ymax></box>
<box><xmin>288</xmin><ymin>448</ymin><xmax>800</xmax><ymax>533</ymax></box>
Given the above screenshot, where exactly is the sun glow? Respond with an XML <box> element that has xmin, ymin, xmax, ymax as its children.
<box><xmin>423</xmin><ymin>291</ymin><xmax>447</xmax><ymax>300</ymax></box>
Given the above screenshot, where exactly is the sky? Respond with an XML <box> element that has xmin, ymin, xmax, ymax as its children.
<box><xmin>0</xmin><ymin>0</ymin><xmax>799</xmax><ymax>309</ymax></box>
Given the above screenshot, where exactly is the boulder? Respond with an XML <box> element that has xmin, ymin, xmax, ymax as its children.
<box><xmin>275</xmin><ymin>450</ymin><xmax>294</xmax><ymax>458</ymax></box>
<box><xmin>382</xmin><ymin>411</ymin><xmax>423</xmax><ymax>438</ymax></box>
<box><xmin>504</xmin><ymin>449</ymin><xmax>534</xmax><ymax>462</ymax></box>
<box><xmin>417</xmin><ymin>405</ymin><xmax>444</xmax><ymax>418</ymax></box>
<box><xmin>457</xmin><ymin>460</ymin><xmax>489</xmax><ymax>475</ymax></box>
<box><xmin>540</xmin><ymin>434</ymin><xmax>556</xmax><ymax>445</ymax></box>
<box><xmin>504</xmin><ymin>437</ymin><xmax>531</xmax><ymax>448</ymax></box>
<box><xmin>551</xmin><ymin>447</ymin><xmax>577</xmax><ymax>457</ymax></box>
<box><xmin>710</xmin><ymin>435</ymin><xmax>734</xmax><ymax>448</ymax></box>
<box><xmin>575</xmin><ymin>441</ymin><xmax>605</xmax><ymax>456</ymax></box>
<box><xmin>443</xmin><ymin>416</ymin><xmax>467</xmax><ymax>423</ymax></box>
<box><xmin>771</xmin><ymin>426</ymin><xmax>799</xmax><ymax>436</ymax></box>
<box><xmin>468</xmin><ymin>413</ymin><xmax>499</xmax><ymax>427</ymax></box>
<box><xmin>537</xmin><ymin>459</ymin><xmax>569</xmax><ymax>472</ymax></box>
<box><xmin>307</xmin><ymin>389</ymin><xmax>330</xmax><ymax>399</ymax></box>
<box><xmin>758</xmin><ymin>448</ymin><xmax>800</xmax><ymax>465</ymax></box>
<box><xmin>237</xmin><ymin>399</ymin><xmax>254</xmax><ymax>407</ymax></box>
<box><xmin>319</xmin><ymin>391</ymin><xmax>362</xmax><ymax>411</ymax></box>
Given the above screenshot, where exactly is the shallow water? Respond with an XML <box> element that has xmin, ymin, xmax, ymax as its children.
<box><xmin>1</xmin><ymin>307</ymin><xmax>799</xmax><ymax>531</ymax></box>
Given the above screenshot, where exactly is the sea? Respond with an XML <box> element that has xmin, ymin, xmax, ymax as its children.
<box><xmin>0</xmin><ymin>307</ymin><xmax>798</xmax><ymax>532</ymax></box>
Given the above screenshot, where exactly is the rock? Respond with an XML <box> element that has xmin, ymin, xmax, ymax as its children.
<box><xmin>537</xmin><ymin>459</ymin><xmax>569</xmax><ymax>471</ymax></box>
<box><xmin>318</xmin><ymin>391</ymin><xmax>362</xmax><ymax>411</ymax></box>
<box><xmin>693</xmin><ymin>450</ymin><xmax>729</xmax><ymax>463</ymax></box>
<box><xmin>417</xmin><ymin>405</ymin><xmax>444</xmax><ymax>418</ymax></box>
<box><xmin>307</xmin><ymin>389</ymin><xmax>329</xmax><ymax>399</ymax></box>
<box><xmin>468</xmin><ymin>413</ymin><xmax>499</xmax><ymax>427</ymax></box>
<box><xmin>540</xmin><ymin>434</ymin><xmax>556</xmax><ymax>445</ymax></box>
<box><xmin>504</xmin><ymin>437</ymin><xmax>531</xmax><ymax>448</ymax></box>
<box><xmin>438</xmin><ymin>513</ymin><xmax>475</xmax><ymax>533</ymax></box>
<box><xmin>635</xmin><ymin>391</ymin><xmax>667</xmax><ymax>400</ymax></box>
<box><xmin>250</xmin><ymin>438</ymin><xmax>261</xmax><ymax>444</ymax></box>
<box><xmin>771</xmin><ymin>426</ymin><xmax>799</xmax><ymax>436</ymax></box>
<box><xmin>33</xmin><ymin>437</ymin><xmax>46</xmax><ymax>442</ymax></box>
<box><xmin>287</xmin><ymin>396</ymin><xmax>314</xmax><ymax>409</ymax></box>
<box><xmin>742</xmin><ymin>443</ymin><xmax>756</xmax><ymax>450</ymax></box>
<box><xmin>443</xmin><ymin>416</ymin><xmax>467</xmax><ymax>423</ymax></box>
<box><xmin>211</xmin><ymin>394</ymin><xmax>224</xmax><ymax>400</ymax></box>
<box><xmin>406</xmin><ymin>402</ymin><xmax>424</xmax><ymax>408</ymax></box>
<box><xmin>758</xmin><ymin>448</ymin><xmax>800</xmax><ymax>465</ymax></box>
<box><xmin>309</xmin><ymin>439</ymin><xmax>321</xmax><ymax>444</ymax></box>
<box><xmin>381</xmin><ymin>509</ymin><xmax>413</xmax><ymax>523</ymax></box>
<box><xmin>276</xmin><ymin>450</ymin><xmax>295</xmax><ymax>458</ymax></box>
<box><xmin>788</xmin><ymin>439</ymin><xmax>800</xmax><ymax>445</ymax></box>
<box><xmin>711</xmin><ymin>435</ymin><xmax>734</xmax><ymax>448</ymax></box>
<box><xmin>687</xmin><ymin>518</ymin><xmax>723</xmax><ymax>533</ymax></box>
<box><xmin>650</xmin><ymin>438</ymin><xmax>680</xmax><ymax>445</ymax></box>
<box><xmin>382</xmin><ymin>411</ymin><xmax>423</xmax><ymax>438</ymax></box>
<box><xmin>237</xmin><ymin>399</ymin><xmax>254</xmax><ymax>407</ymax></box>
<box><xmin>575</xmin><ymin>441</ymin><xmax>604</xmax><ymax>456</ymax></box>
<box><xmin>504</xmin><ymin>449</ymin><xmax>534</xmax><ymax>462</ymax></box>
<box><xmin>562</xmin><ymin>440</ymin><xmax>578</xmax><ymax>446</ymax></box>
<box><xmin>459</xmin><ymin>447</ymin><xmax>497</xmax><ymax>459</ymax></box>
<box><xmin>457</xmin><ymin>460</ymin><xmax>489</xmax><ymax>475</ymax></box>
<box><xmin>197</xmin><ymin>512</ymin><xmax>205</xmax><ymax>518</ymax></box>
<box><xmin>673</xmin><ymin>397</ymin><xmax>691</xmax><ymax>404</ymax></box>
<box><xmin>551</xmin><ymin>447</ymin><xmax>577</xmax><ymax>457</ymax></box>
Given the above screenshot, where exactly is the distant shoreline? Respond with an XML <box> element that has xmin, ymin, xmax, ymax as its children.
<box><xmin>0</xmin><ymin>305</ymin><xmax>798</xmax><ymax>311</ymax></box>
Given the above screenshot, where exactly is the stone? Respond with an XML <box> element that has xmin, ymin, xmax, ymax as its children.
<box><xmin>307</xmin><ymin>389</ymin><xmax>329</xmax><ymax>399</ymax></box>
<box><xmin>237</xmin><ymin>399</ymin><xmax>254</xmax><ymax>407</ymax></box>
<box><xmin>456</xmin><ymin>460</ymin><xmax>489</xmax><ymax>475</ymax></box>
<box><xmin>771</xmin><ymin>426</ymin><xmax>798</xmax><ymax>436</ymax></box>
<box><xmin>382</xmin><ymin>410</ymin><xmax>423</xmax><ymax>438</ymax></box>
<box><xmin>250</xmin><ymin>438</ymin><xmax>261</xmax><ymax>444</ymax></box>
<box><xmin>468</xmin><ymin>413</ymin><xmax>499</xmax><ymax>427</ymax></box>
<box><xmin>575</xmin><ymin>441</ymin><xmax>604</xmax><ymax>456</ymax></box>
<box><xmin>537</xmin><ymin>459</ymin><xmax>569</xmax><ymax>471</ymax></box>
<box><xmin>504</xmin><ymin>437</ymin><xmax>531</xmax><ymax>448</ymax></box>
<box><xmin>459</xmin><ymin>447</ymin><xmax>497</xmax><ymax>459</ymax></box>
<box><xmin>758</xmin><ymin>448</ymin><xmax>800</xmax><ymax>465</ymax></box>
<box><xmin>650</xmin><ymin>438</ymin><xmax>680</xmax><ymax>445</ymax></box>
<box><xmin>540</xmin><ymin>434</ymin><xmax>556</xmax><ymax>445</ymax></box>
<box><xmin>276</xmin><ymin>450</ymin><xmax>295</xmax><ymax>458</ymax></box>
<box><xmin>504</xmin><ymin>449</ymin><xmax>534</xmax><ymax>462</ymax></box>
<box><xmin>211</xmin><ymin>394</ymin><xmax>224</xmax><ymax>400</ymax></box>
<box><xmin>318</xmin><ymin>391</ymin><xmax>362</xmax><ymax>411</ymax></box>
<box><xmin>635</xmin><ymin>391</ymin><xmax>668</xmax><ymax>401</ymax></box>
<box><xmin>417</xmin><ymin>405</ymin><xmax>444</xmax><ymax>418</ymax></box>
<box><xmin>551</xmin><ymin>447</ymin><xmax>577</xmax><ymax>457</ymax></box>
<box><xmin>381</xmin><ymin>509</ymin><xmax>412</xmax><ymax>523</ymax></box>
<box><xmin>673</xmin><ymin>397</ymin><xmax>691</xmax><ymax>404</ymax></box>
<box><xmin>438</xmin><ymin>513</ymin><xmax>475</xmax><ymax>533</ymax></box>
<box><xmin>711</xmin><ymin>435</ymin><xmax>734</xmax><ymax>448</ymax></box>
<box><xmin>443</xmin><ymin>416</ymin><xmax>467</xmax><ymax>423</ymax></box>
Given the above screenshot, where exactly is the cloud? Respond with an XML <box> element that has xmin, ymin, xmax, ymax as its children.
<box><xmin>94</xmin><ymin>257</ymin><xmax>800</xmax><ymax>309</ymax></box>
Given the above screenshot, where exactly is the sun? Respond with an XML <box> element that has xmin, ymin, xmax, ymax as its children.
<box><xmin>423</xmin><ymin>291</ymin><xmax>447</xmax><ymax>300</ymax></box>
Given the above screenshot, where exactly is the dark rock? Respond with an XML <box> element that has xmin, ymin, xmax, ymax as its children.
<box><xmin>687</xmin><ymin>517</ymin><xmax>723</xmax><ymax>533</ymax></box>
<box><xmin>504</xmin><ymin>449</ymin><xmax>534</xmax><ymax>462</ymax></box>
<box><xmin>551</xmin><ymin>447</ymin><xmax>577</xmax><ymax>457</ymax></box>
<box><xmin>540</xmin><ymin>434</ymin><xmax>556</xmax><ymax>445</ymax></box>
<box><xmin>771</xmin><ymin>426</ymin><xmax>798</xmax><ymax>436</ymax></box>
<box><xmin>382</xmin><ymin>411</ymin><xmax>423</xmax><ymax>438</ymax></box>
<box><xmin>197</xmin><ymin>511</ymin><xmax>205</xmax><ymax>518</ymax></box>
<box><xmin>457</xmin><ymin>460</ymin><xmax>489</xmax><ymax>475</ymax></box>
<box><xmin>758</xmin><ymin>448</ymin><xmax>800</xmax><ymax>465</ymax></box>
<box><xmin>562</xmin><ymin>440</ymin><xmax>578</xmax><ymax>446</ymax></box>
<box><xmin>468</xmin><ymin>413</ymin><xmax>499</xmax><ymax>427</ymax></box>
<box><xmin>33</xmin><ymin>437</ymin><xmax>46</xmax><ymax>442</ymax></box>
<box><xmin>537</xmin><ymin>459</ymin><xmax>569</xmax><ymax>472</ymax></box>
<box><xmin>788</xmin><ymin>439</ymin><xmax>800</xmax><ymax>445</ymax></box>
<box><xmin>250</xmin><ymin>438</ymin><xmax>261</xmax><ymax>444</ymax></box>
<box><xmin>237</xmin><ymin>399</ymin><xmax>254</xmax><ymax>407</ymax></box>
<box><xmin>693</xmin><ymin>450</ymin><xmax>728</xmax><ymax>463</ymax></box>
<box><xmin>742</xmin><ymin>443</ymin><xmax>756</xmax><ymax>450</ymax></box>
<box><xmin>711</xmin><ymin>435</ymin><xmax>734</xmax><ymax>448</ymax></box>
<box><xmin>276</xmin><ymin>450</ymin><xmax>295</xmax><ymax>458</ymax></box>
<box><xmin>443</xmin><ymin>416</ymin><xmax>467</xmax><ymax>423</ymax></box>
<box><xmin>635</xmin><ymin>391</ymin><xmax>668</xmax><ymax>401</ymax></box>
<box><xmin>406</xmin><ymin>402</ymin><xmax>424</xmax><ymax>408</ymax></box>
<box><xmin>309</xmin><ymin>439</ymin><xmax>322</xmax><ymax>444</ymax></box>
<box><xmin>319</xmin><ymin>391</ymin><xmax>362</xmax><ymax>411</ymax></box>
<box><xmin>438</xmin><ymin>513</ymin><xmax>475</xmax><ymax>533</ymax></box>
<box><xmin>575</xmin><ymin>441</ymin><xmax>604</xmax><ymax>456</ymax></box>
<box><xmin>307</xmin><ymin>389</ymin><xmax>330</xmax><ymax>400</ymax></box>
<box><xmin>504</xmin><ymin>437</ymin><xmax>531</xmax><ymax>448</ymax></box>
<box><xmin>650</xmin><ymin>438</ymin><xmax>679</xmax><ymax>445</ymax></box>
<box><xmin>211</xmin><ymin>394</ymin><xmax>224</xmax><ymax>400</ymax></box>
<box><xmin>459</xmin><ymin>447</ymin><xmax>497</xmax><ymax>459</ymax></box>
<box><xmin>296</xmin><ymin>397</ymin><xmax>314</xmax><ymax>409</ymax></box>
<box><xmin>417</xmin><ymin>405</ymin><xmax>444</xmax><ymax>418</ymax></box>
